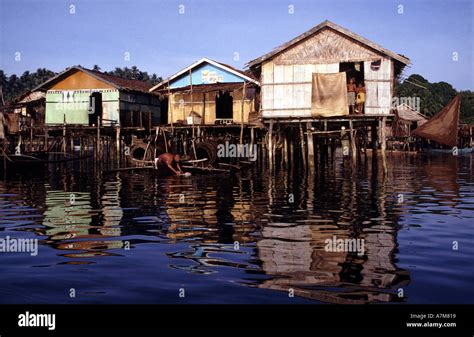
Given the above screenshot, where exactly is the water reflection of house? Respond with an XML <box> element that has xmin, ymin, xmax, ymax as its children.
<box><xmin>256</xmin><ymin>221</ymin><xmax>408</xmax><ymax>304</ymax></box>
<box><xmin>40</xmin><ymin>182</ymin><xmax>124</xmax><ymax>257</ymax></box>
<box><xmin>161</xmin><ymin>176</ymin><xmax>257</xmax><ymax>242</ymax></box>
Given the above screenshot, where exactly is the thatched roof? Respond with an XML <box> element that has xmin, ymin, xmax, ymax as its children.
<box><xmin>396</xmin><ymin>104</ymin><xmax>427</xmax><ymax>122</ymax></box>
<box><xmin>247</xmin><ymin>20</ymin><xmax>410</xmax><ymax>68</ymax></box>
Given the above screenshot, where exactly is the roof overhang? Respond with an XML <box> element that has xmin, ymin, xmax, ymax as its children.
<box><xmin>246</xmin><ymin>20</ymin><xmax>410</xmax><ymax>69</ymax></box>
<box><xmin>150</xmin><ymin>57</ymin><xmax>259</xmax><ymax>92</ymax></box>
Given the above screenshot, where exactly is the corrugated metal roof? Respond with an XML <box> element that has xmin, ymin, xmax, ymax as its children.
<box><xmin>150</xmin><ymin>58</ymin><xmax>259</xmax><ymax>92</ymax></box>
<box><xmin>32</xmin><ymin>66</ymin><xmax>153</xmax><ymax>94</ymax></box>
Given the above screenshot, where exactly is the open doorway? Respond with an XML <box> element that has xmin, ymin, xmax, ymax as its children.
<box><xmin>160</xmin><ymin>97</ymin><xmax>169</xmax><ymax>124</ymax></box>
<box><xmin>215</xmin><ymin>91</ymin><xmax>233</xmax><ymax>119</ymax></box>
<box><xmin>340</xmin><ymin>62</ymin><xmax>365</xmax><ymax>115</ymax></box>
<box><xmin>340</xmin><ymin>62</ymin><xmax>364</xmax><ymax>84</ymax></box>
<box><xmin>89</xmin><ymin>92</ymin><xmax>103</xmax><ymax>126</ymax></box>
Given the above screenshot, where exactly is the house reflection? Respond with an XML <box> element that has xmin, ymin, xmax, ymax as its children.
<box><xmin>39</xmin><ymin>175</ymin><xmax>125</xmax><ymax>258</ymax></box>
<box><xmin>254</xmin><ymin>156</ymin><xmax>410</xmax><ymax>304</ymax></box>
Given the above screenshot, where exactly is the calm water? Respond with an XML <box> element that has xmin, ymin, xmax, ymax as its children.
<box><xmin>0</xmin><ymin>153</ymin><xmax>473</xmax><ymax>304</ymax></box>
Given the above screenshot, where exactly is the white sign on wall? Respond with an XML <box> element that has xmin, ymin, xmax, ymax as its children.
<box><xmin>201</xmin><ymin>70</ymin><xmax>224</xmax><ymax>84</ymax></box>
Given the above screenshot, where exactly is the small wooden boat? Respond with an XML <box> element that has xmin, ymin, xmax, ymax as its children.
<box><xmin>0</xmin><ymin>151</ymin><xmax>88</xmax><ymax>169</ymax></box>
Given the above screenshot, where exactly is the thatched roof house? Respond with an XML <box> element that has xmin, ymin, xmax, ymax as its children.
<box><xmin>247</xmin><ymin>20</ymin><xmax>410</xmax><ymax>119</ymax></box>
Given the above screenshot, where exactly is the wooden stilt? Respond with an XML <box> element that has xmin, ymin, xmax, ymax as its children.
<box><xmin>380</xmin><ymin>116</ymin><xmax>388</xmax><ymax>175</ymax></box>
<box><xmin>250</xmin><ymin>127</ymin><xmax>255</xmax><ymax>161</ymax></box>
<box><xmin>349</xmin><ymin>119</ymin><xmax>357</xmax><ymax>167</ymax></box>
<box><xmin>62</xmin><ymin>114</ymin><xmax>67</xmax><ymax>153</ymax></box>
<box><xmin>96</xmin><ymin>116</ymin><xmax>101</xmax><ymax>160</ymax></box>
<box><xmin>116</xmin><ymin>126</ymin><xmax>121</xmax><ymax>166</ymax></box>
<box><xmin>240</xmin><ymin>82</ymin><xmax>246</xmax><ymax>145</ymax></box>
<box><xmin>306</xmin><ymin>122</ymin><xmax>314</xmax><ymax>171</ymax></box>
<box><xmin>299</xmin><ymin>123</ymin><xmax>307</xmax><ymax>170</ymax></box>
<box><xmin>371</xmin><ymin>121</ymin><xmax>378</xmax><ymax>154</ymax></box>
<box><xmin>29</xmin><ymin>119</ymin><xmax>33</xmax><ymax>152</ymax></box>
<box><xmin>268</xmin><ymin>120</ymin><xmax>274</xmax><ymax>172</ymax></box>
<box><xmin>289</xmin><ymin>127</ymin><xmax>294</xmax><ymax>168</ymax></box>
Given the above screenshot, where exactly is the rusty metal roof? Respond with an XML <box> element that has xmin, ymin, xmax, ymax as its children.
<box><xmin>32</xmin><ymin>66</ymin><xmax>153</xmax><ymax>94</ymax></box>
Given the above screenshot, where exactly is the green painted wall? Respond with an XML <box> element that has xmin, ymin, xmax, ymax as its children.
<box><xmin>45</xmin><ymin>90</ymin><xmax>120</xmax><ymax>125</ymax></box>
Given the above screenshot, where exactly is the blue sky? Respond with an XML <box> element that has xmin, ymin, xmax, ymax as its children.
<box><xmin>0</xmin><ymin>0</ymin><xmax>472</xmax><ymax>90</ymax></box>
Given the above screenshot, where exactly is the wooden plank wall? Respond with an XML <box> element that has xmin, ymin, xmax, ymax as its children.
<box><xmin>364</xmin><ymin>57</ymin><xmax>392</xmax><ymax>115</ymax></box>
<box><xmin>168</xmin><ymin>90</ymin><xmax>254</xmax><ymax>124</ymax></box>
<box><xmin>261</xmin><ymin>61</ymin><xmax>339</xmax><ymax>118</ymax></box>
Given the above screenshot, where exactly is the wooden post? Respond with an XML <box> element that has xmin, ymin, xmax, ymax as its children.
<box><xmin>148</xmin><ymin>111</ymin><xmax>151</xmax><ymax>131</ymax></box>
<box><xmin>116</xmin><ymin>126</ymin><xmax>121</xmax><ymax>166</ymax></box>
<box><xmin>3</xmin><ymin>140</ymin><xmax>7</xmax><ymax>176</ymax></box>
<box><xmin>306</xmin><ymin>122</ymin><xmax>314</xmax><ymax>171</ymax></box>
<box><xmin>29</xmin><ymin>119</ymin><xmax>33</xmax><ymax>152</ymax></box>
<box><xmin>268</xmin><ymin>120</ymin><xmax>274</xmax><ymax>172</ymax></box>
<box><xmin>201</xmin><ymin>93</ymin><xmax>206</xmax><ymax>125</ymax></box>
<box><xmin>371</xmin><ymin>121</ymin><xmax>378</xmax><ymax>154</ymax></box>
<box><xmin>62</xmin><ymin>114</ymin><xmax>67</xmax><ymax>153</ymax></box>
<box><xmin>470</xmin><ymin>125</ymin><xmax>473</xmax><ymax>147</ymax></box>
<box><xmin>44</xmin><ymin>127</ymin><xmax>48</xmax><ymax>151</ymax></box>
<box><xmin>240</xmin><ymin>82</ymin><xmax>246</xmax><ymax>145</ymax></box>
<box><xmin>289</xmin><ymin>127</ymin><xmax>294</xmax><ymax>167</ymax></box>
<box><xmin>250</xmin><ymin>127</ymin><xmax>255</xmax><ymax>157</ymax></box>
<box><xmin>163</xmin><ymin>128</ymin><xmax>169</xmax><ymax>153</ymax></box>
<box><xmin>381</xmin><ymin>116</ymin><xmax>388</xmax><ymax>175</ymax></box>
<box><xmin>97</xmin><ymin>115</ymin><xmax>101</xmax><ymax>160</ymax></box>
<box><xmin>168</xmin><ymin>83</ymin><xmax>173</xmax><ymax>130</ymax></box>
<box><xmin>349</xmin><ymin>119</ymin><xmax>357</xmax><ymax>167</ymax></box>
<box><xmin>299</xmin><ymin>122</ymin><xmax>307</xmax><ymax>169</ymax></box>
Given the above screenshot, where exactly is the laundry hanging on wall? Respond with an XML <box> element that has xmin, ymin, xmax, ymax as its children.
<box><xmin>311</xmin><ymin>72</ymin><xmax>349</xmax><ymax>117</ymax></box>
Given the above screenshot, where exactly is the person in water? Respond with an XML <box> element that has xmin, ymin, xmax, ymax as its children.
<box><xmin>356</xmin><ymin>83</ymin><xmax>366</xmax><ymax>115</ymax></box>
<box><xmin>154</xmin><ymin>153</ymin><xmax>183</xmax><ymax>175</ymax></box>
<box><xmin>347</xmin><ymin>77</ymin><xmax>357</xmax><ymax>115</ymax></box>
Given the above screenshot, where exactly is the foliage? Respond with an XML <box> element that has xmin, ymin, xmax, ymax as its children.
<box><xmin>396</xmin><ymin>74</ymin><xmax>473</xmax><ymax>124</ymax></box>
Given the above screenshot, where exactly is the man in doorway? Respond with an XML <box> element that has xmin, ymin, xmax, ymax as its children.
<box><xmin>347</xmin><ymin>77</ymin><xmax>357</xmax><ymax>115</ymax></box>
<box><xmin>154</xmin><ymin>153</ymin><xmax>183</xmax><ymax>176</ymax></box>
